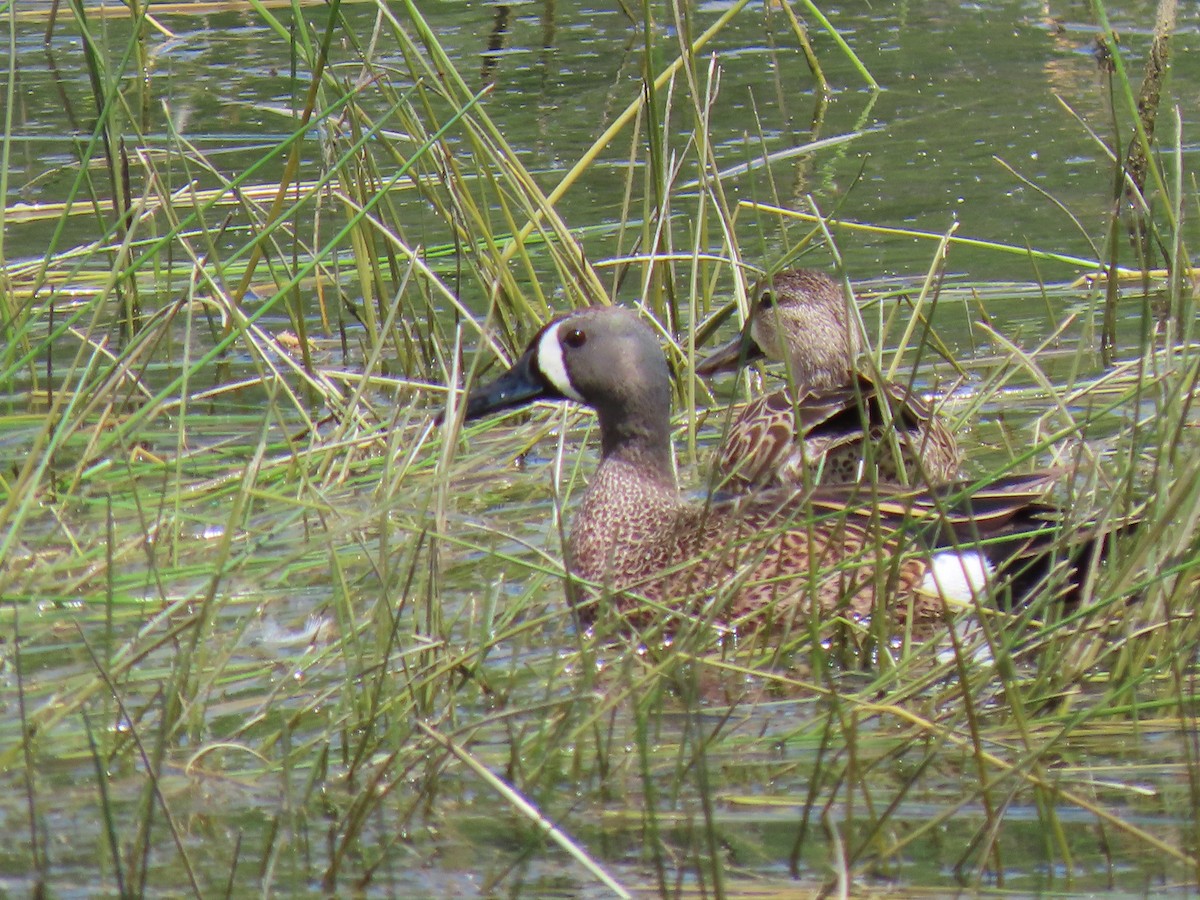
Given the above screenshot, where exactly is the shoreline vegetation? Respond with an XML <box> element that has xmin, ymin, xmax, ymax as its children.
<box><xmin>2</xmin><ymin>0</ymin><xmax>1198</xmax><ymax>894</ymax></box>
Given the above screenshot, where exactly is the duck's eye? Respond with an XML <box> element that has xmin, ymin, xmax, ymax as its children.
<box><xmin>758</xmin><ymin>290</ymin><xmax>775</xmax><ymax>309</ymax></box>
<box><xmin>563</xmin><ymin>328</ymin><xmax>587</xmax><ymax>349</ymax></box>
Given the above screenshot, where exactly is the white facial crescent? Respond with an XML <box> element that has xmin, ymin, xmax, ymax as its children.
<box><xmin>536</xmin><ymin>322</ymin><xmax>585</xmax><ymax>403</ymax></box>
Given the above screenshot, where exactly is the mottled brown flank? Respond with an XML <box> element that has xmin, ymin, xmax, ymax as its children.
<box><xmin>717</xmin><ymin>379</ymin><xmax>960</xmax><ymax>492</ymax></box>
<box><xmin>567</xmin><ymin>458</ymin><xmax>937</xmax><ymax>630</ymax></box>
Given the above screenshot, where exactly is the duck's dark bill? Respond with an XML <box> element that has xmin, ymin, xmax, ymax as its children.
<box><xmin>696</xmin><ymin>329</ymin><xmax>765</xmax><ymax>376</ymax></box>
<box><xmin>464</xmin><ymin>350</ymin><xmax>548</xmax><ymax>420</ymax></box>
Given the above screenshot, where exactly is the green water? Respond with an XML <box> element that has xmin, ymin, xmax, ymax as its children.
<box><xmin>9</xmin><ymin>2</ymin><xmax>1200</xmax><ymax>283</ymax></box>
<box><xmin>2</xmin><ymin>0</ymin><xmax>1199</xmax><ymax>895</ymax></box>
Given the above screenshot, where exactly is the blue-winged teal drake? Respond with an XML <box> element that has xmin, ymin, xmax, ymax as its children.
<box><xmin>460</xmin><ymin>306</ymin><xmax>1096</xmax><ymax>632</ymax></box>
<box><xmin>697</xmin><ymin>268</ymin><xmax>960</xmax><ymax>491</ymax></box>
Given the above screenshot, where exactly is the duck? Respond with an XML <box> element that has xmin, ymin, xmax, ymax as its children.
<box><xmin>458</xmin><ymin>305</ymin><xmax>1099</xmax><ymax>633</ymax></box>
<box><xmin>697</xmin><ymin>268</ymin><xmax>961</xmax><ymax>491</ymax></box>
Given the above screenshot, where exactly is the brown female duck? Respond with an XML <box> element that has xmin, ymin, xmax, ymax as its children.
<box><xmin>698</xmin><ymin>268</ymin><xmax>960</xmax><ymax>491</ymax></box>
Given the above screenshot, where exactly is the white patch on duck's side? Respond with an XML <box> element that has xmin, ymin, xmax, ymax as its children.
<box><xmin>536</xmin><ymin>322</ymin><xmax>585</xmax><ymax>402</ymax></box>
<box><xmin>921</xmin><ymin>550</ymin><xmax>994</xmax><ymax>606</ymax></box>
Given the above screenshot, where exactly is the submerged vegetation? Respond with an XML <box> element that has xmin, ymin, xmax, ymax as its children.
<box><xmin>1</xmin><ymin>0</ymin><xmax>1198</xmax><ymax>895</ymax></box>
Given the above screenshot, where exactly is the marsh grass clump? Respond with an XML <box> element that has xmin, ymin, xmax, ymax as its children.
<box><xmin>2</xmin><ymin>0</ymin><xmax>1199</xmax><ymax>895</ymax></box>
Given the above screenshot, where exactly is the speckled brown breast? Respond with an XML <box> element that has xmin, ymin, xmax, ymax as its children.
<box><xmin>567</xmin><ymin>464</ymin><xmax>945</xmax><ymax>632</ymax></box>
